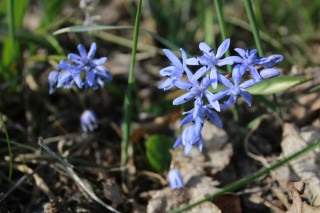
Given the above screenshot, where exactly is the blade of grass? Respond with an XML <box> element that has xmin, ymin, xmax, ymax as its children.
<box><xmin>214</xmin><ymin>0</ymin><xmax>231</xmax><ymax>73</ymax></box>
<box><xmin>7</xmin><ymin>0</ymin><xmax>15</xmax><ymax>63</ymax></box>
<box><xmin>170</xmin><ymin>138</ymin><xmax>320</xmax><ymax>213</ymax></box>
<box><xmin>244</xmin><ymin>0</ymin><xmax>264</xmax><ymax>57</ymax></box>
<box><xmin>121</xmin><ymin>0</ymin><xmax>143</xmax><ymax>189</ymax></box>
<box><xmin>0</xmin><ymin>112</ymin><xmax>13</xmax><ymax>181</ymax></box>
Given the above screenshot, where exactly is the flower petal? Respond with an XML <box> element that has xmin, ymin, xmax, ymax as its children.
<box><xmin>91</xmin><ymin>57</ymin><xmax>107</xmax><ymax>66</ymax></box>
<box><xmin>216</xmin><ymin>38</ymin><xmax>230</xmax><ymax>59</ymax></box>
<box><xmin>173</xmin><ymin>136</ymin><xmax>182</xmax><ymax>149</ymax></box>
<box><xmin>173</xmin><ymin>80</ymin><xmax>193</xmax><ymax>90</ymax></box>
<box><xmin>211</xmin><ymin>89</ymin><xmax>230</xmax><ymax>102</ymax></box>
<box><xmin>88</xmin><ymin>42</ymin><xmax>97</xmax><ymax>60</ymax></box>
<box><xmin>199</xmin><ymin>42</ymin><xmax>212</xmax><ymax>53</ymax></box>
<box><xmin>186</xmin><ymin>57</ymin><xmax>201</xmax><ymax>65</ymax></box>
<box><xmin>232</xmin><ymin>65</ymin><xmax>242</xmax><ymax>85</ymax></box>
<box><xmin>248</xmin><ymin>66</ymin><xmax>262</xmax><ymax>80</ymax></box>
<box><xmin>207</xmin><ymin>109</ymin><xmax>223</xmax><ymax>127</ymax></box>
<box><xmin>158</xmin><ymin>78</ymin><xmax>173</xmax><ymax>90</ymax></box>
<box><xmin>78</xmin><ymin>44</ymin><xmax>87</xmax><ymax>59</ymax></box>
<box><xmin>160</xmin><ymin>66</ymin><xmax>175</xmax><ymax>77</ymax></box>
<box><xmin>217</xmin><ymin>73</ymin><xmax>233</xmax><ymax>88</ymax></box>
<box><xmin>263</xmin><ymin>54</ymin><xmax>284</xmax><ymax>68</ymax></box>
<box><xmin>210</xmin><ymin>66</ymin><xmax>218</xmax><ymax>89</ymax></box>
<box><xmin>260</xmin><ymin>68</ymin><xmax>280</xmax><ymax>79</ymax></box>
<box><xmin>68</xmin><ymin>53</ymin><xmax>83</xmax><ymax>64</ymax></box>
<box><xmin>217</xmin><ymin>56</ymin><xmax>241</xmax><ymax>66</ymax></box>
<box><xmin>173</xmin><ymin>92</ymin><xmax>194</xmax><ymax>105</ymax></box>
<box><xmin>163</xmin><ymin>49</ymin><xmax>182</xmax><ymax>68</ymax></box>
<box><xmin>191</xmin><ymin>66</ymin><xmax>209</xmax><ymax>83</ymax></box>
<box><xmin>240</xmin><ymin>90</ymin><xmax>252</xmax><ymax>106</ymax></box>
<box><xmin>234</xmin><ymin>48</ymin><xmax>246</xmax><ymax>58</ymax></box>
<box><xmin>86</xmin><ymin>68</ymin><xmax>95</xmax><ymax>86</ymax></box>
<box><xmin>240</xmin><ymin>79</ymin><xmax>260</xmax><ymax>89</ymax></box>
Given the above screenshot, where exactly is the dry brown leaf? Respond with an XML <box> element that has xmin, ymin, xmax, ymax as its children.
<box><xmin>281</xmin><ymin>123</ymin><xmax>320</xmax><ymax>206</ymax></box>
<box><xmin>286</xmin><ymin>181</ymin><xmax>320</xmax><ymax>213</ymax></box>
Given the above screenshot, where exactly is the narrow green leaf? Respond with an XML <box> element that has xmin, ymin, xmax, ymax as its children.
<box><xmin>146</xmin><ymin>135</ymin><xmax>174</xmax><ymax>172</ymax></box>
<box><xmin>0</xmin><ymin>112</ymin><xmax>12</xmax><ymax>181</ymax></box>
<box><xmin>246</xmin><ymin>76</ymin><xmax>312</xmax><ymax>95</ymax></box>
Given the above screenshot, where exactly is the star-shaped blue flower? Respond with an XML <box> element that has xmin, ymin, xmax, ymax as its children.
<box><xmin>57</xmin><ymin>60</ymin><xmax>84</xmax><ymax>89</ymax></box>
<box><xmin>212</xmin><ymin>64</ymin><xmax>259</xmax><ymax>107</ymax></box>
<box><xmin>68</xmin><ymin>42</ymin><xmax>107</xmax><ymax>86</ymax></box>
<box><xmin>186</xmin><ymin>39</ymin><xmax>237</xmax><ymax>89</ymax></box>
<box><xmin>158</xmin><ymin>48</ymin><xmax>187</xmax><ymax>91</ymax></box>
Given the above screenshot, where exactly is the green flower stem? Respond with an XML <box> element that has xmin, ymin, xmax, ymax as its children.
<box><xmin>215</xmin><ymin>0</ymin><xmax>231</xmax><ymax>73</ymax></box>
<box><xmin>0</xmin><ymin>112</ymin><xmax>13</xmax><ymax>181</ymax></box>
<box><xmin>8</xmin><ymin>0</ymin><xmax>16</xmax><ymax>61</ymax></box>
<box><xmin>170</xmin><ymin>139</ymin><xmax>320</xmax><ymax>213</ymax></box>
<box><xmin>244</xmin><ymin>0</ymin><xmax>264</xmax><ymax>57</ymax></box>
<box><xmin>121</xmin><ymin>0</ymin><xmax>143</xmax><ymax>185</ymax></box>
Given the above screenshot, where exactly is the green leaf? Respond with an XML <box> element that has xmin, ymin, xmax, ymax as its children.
<box><xmin>246</xmin><ymin>76</ymin><xmax>312</xmax><ymax>95</ymax></box>
<box><xmin>146</xmin><ymin>135</ymin><xmax>174</xmax><ymax>172</ymax></box>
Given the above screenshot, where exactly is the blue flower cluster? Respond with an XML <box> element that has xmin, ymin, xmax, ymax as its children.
<box><xmin>48</xmin><ymin>42</ymin><xmax>112</xmax><ymax>94</ymax></box>
<box><xmin>159</xmin><ymin>39</ymin><xmax>283</xmax><ymax>155</ymax></box>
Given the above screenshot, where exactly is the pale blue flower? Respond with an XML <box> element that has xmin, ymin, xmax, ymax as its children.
<box><xmin>232</xmin><ymin>48</ymin><xmax>269</xmax><ymax>81</ymax></box>
<box><xmin>168</xmin><ymin>168</ymin><xmax>184</xmax><ymax>189</ymax></box>
<box><xmin>68</xmin><ymin>42</ymin><xmax>107</xmax><ymax>86</ymax></box>
<box><xmin>84</xmin><ymin>65</ymin><xmax>113</xmax><ymax>90</ymax></box>
<box><xmin>57</xmin><ymin>60</ymin><xmax>84</xmax><ymax>89</ymax></box>
<box><xmin>212</xmin><ymin>65</ymin><xmax>259</xmax><ymax>107</ymax></box>
<box><xmin>174</xmin><ymin>118</ymin><xmax>203</xmax><ymax>154</ymax></box>
<box><xmin>158</xmin><ymin>48</ymin><xmax>187</xmax><ymax>91</ymax></box>
<box><xmin>48</xmin><ymin>70</ymin><xmax>60</xmax><ymax>94</ymax></box>
<box><xmin>80</xmin><ymin>110</ymin><xmax>99</xmax><ymax>132</ymax></box>
<box><xmin>186</xmin><ymin>39</ymin><xmax>236</xmax><ymax>89</ymax></box>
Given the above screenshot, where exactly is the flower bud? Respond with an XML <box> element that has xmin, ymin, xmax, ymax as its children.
<box><xmin>260</xmin><ymin>68</ymin><xmax>280</xmax><ymax>79</ymax></box>
<box><xmin>263</xmin><ymin>54</ymin><xmax>283</xmax><ymax>68</ymax></box>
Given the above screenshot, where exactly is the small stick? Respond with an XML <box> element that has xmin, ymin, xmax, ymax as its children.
<box><xmin>38</xmin><ymin>137</ymin><xmax>73</xmax><ymax>169</ymax></box>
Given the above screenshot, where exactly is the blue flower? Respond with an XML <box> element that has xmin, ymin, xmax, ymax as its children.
<box><xmin>48</xmin><ymin>70</ymin><xmax>60</xmax><ymax>94</ymax></box>
<box><xmin>173</xmin><ymin>72</ymin><xmax>221</xmax><ymax>118</ymax></box>
<box><xmin>168</xmin><ymin>168</ymin><xmax>184</xmax><ymax>190</ymax></box>
<box><xmin>174</xmin><ymin>118</ymin><xmax>203</xmax><ymax>154</ymax></box>
<box><xmin>68</xmin><ymin>42</ymin><xmax>107</xmax><ymax>86</ymax></box>
<box><xmin>80</xmin><ymin>110</ymin><xmax>99</xmax><ymax>132</ymax></box>
<box><xmin>158</xmin><ymin>48</ymin><xmax>187</xmax><ymax>91</ymax></box>
<box><xmin>84</xmin><ymin>65</ymin><xmax>113</xmax><ymax>90</ymax></box>
<box><xmin>232</xmin><ymin>48</ymin><xmax>269</xmax><ymax>81</ymax></box>
<box><xmin>212</xmin><ymin>65</ymin><xmax>259</xmax><ymax>107</ymax></box>
<box><xmin>57</xmin><ymin>60</ymin><xmax>84</xmax><ymax>88</ymax></box>
<box><xmin>186</xmin><ymin>39</ymin><xmax>236</xmax><ymax>89</ymax></box>
<box><xmin>180</xmin><ymin>104</ymin><xmax>223</xmax><ymax>128</ymax></box>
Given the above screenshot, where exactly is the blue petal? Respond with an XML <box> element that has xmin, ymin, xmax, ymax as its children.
<box><xmin>199</xmin><ymin>42</ymin><xmax>212</xmax><ymax>54</ymax></box>
<box><xmin>158</xmin><ymin>78</ymin><xmax>173</xmax><ymax>90</ymax></box>
<box><xmin>201</xmin><ymin>75</ymin><xmax>212</xmax><ymax>89</ymax></box>
<box><xmin>204</xmin><ymin>91</ymin><xmax>221</xmax><ymax>112</ymax></box>
<box><xmin>207</xmin><ymin>109</ymin><xmax>223</xmax><ymax>127</ymax></box>
<box><xmin>180</xmin><ymin>113</ymin><xmax>194</xmax><ymax>126</ymax></box>
<box><xmin>78</xmin><ymin>44</ymin><xmax>87</xmax><ymax>59</ymax></box>
<box><xmin>57</xmin><ymin>72</ymin><xmax>72</xmax><ymax>87</ymax></box>
<box><xmin>186</xmin><ymin>57</ymin><xmax>200</xmax><ymax>65</ymax></box>
<box><xmin>68</xmin><ymin>53</ymin><xmax>83</xmax><ymax>64</ymax></box>
<box><xmin>91</xmin><ymin>57</ymin><xmax>107</xmax><ymax>66</ymax></box>
<box><xmin>263</xmin><ymin>54</ymin><xmax>284</xmax><ymax>68</ymax></box>
<box><xmin>173</xmin><ymin>136</ymin><xmax>182</xmax><ymax>148</ymax></box>
<box><xmin>193</xmin><ymin>98</ymin><xmax>203</xmax><ymax>118</ymax></box>
<box><xmin>184</xmin><ymin>143</ymin><xmax>193</xmax><ymax>154</ymax></box>
<box><xmin>216</xmin><ymin>38</ymin><xmax>230</xmax><ymax>59</ymax></box>
<box><xmin>163</xmin><ymin>49</ymin><xmax>182</xmax><ymax>68</ymax></box>
<box><xmin>180</xmin><ymin>48</ymin><xmax>188</xmax><ymax>67</ymax></box>
<box><xmin>248</xmin><ymin>66</ymin><xmax>262</xmax><ymax>80</ymax></box>
<box><xmin>211</xmin><ymin>89</ymin><xmax>230</xmax><ymax>102</ymax></box>
<box><xmin>173</xmin><ymin>80</ymin><xmax>193</xmax><ymax>90</ymax></box>
<box><xmin>57</xmin><ymin>60</ymin><xmax>74</xmax><ymax>71</ymax></box>
<box><xmin>86</xmin><ymin>68</ymin><xmax>95</xmax><ymax>86</ymax></box>
<box><xmin>88</xmin><ymin>42</ymin><xmax>97</xmax><ymax>60</ymax></box>
<box><xmin>260</xmin><ymin>68</ymin><xmax>280</xmax><ymax>79</ymax></box>
<box><xmin>173</xmin><ymin>92</ymin><xmax>194</xmax><ymax>105</ymax></box>
<box><xmin>234</xmin><ymin>48</ymin><xmax>246</xmax><ymax>58</ymax></box>
<box><xmin>240</xmin><ymin>90</ymin><xmax>252</xmax><ymax>106</ymax></box>
<box><xmin>216</xmin><ymin>56</ymin><xmax>240</xmax><ymax>66</ymax></box>
<box><xmin>160</xmin><ymin>66</ymin><xmax>175</xmax><ymax>77</ymax></box>
<box><xmin>73</xmin><ymin>74</ymin><xmax>83</xmax><ymax>88</ymax></box>
<box><xmin>217</xmin><ymin>73</ymin><xmax>233</xmax><ymax>88</ymax></box>
<box><xmin>198</xmin><ymin>137</ymin><xmax>203</xmax><ymax>152</ymax></box>
<box><xmin>210</xmin><ymin>66</ymin><xmax>218</xmax><ymax>89</ymax></box>
<box><xmin>240</xmin><ymin>79</ymin><xmax>260</xmax><ymax>89</ymax></box>
<box><xmin>191</xmin><ymin>66</ymin><xmax>210</xmax><ymax>83</ymax></box>
<box><xmin>232</xmin><ymin>65</ymin><xmax>242</xmax><ymax>85</ymax></box>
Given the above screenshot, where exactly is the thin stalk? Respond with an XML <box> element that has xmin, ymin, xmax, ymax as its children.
<box><xmin>0</xmin><ymin>112</ymin><xmax>13</xmax><ymax>181</ymax></box>
<box><xmin>8</xmin><ymin>0</ymin><xmax>16</xmax><ymax>61</ymax></box>
<box><xmin>170</xmin><ymin>139</ymin><xmax>320</xmax><ymax>213</ymax></box>
<box><xmin>214</xmin><ymin>0</ymin><xmax>231</xmax><ymax>73</ymax></box>
<box><xmin>244</xmin><ymin>0</ymin><xmax>264</xmax><ymax>57</ymax></box>
<box><xmin>121</xmin><ymin>0</ymin><xmax>143</xmax><ymax>186</ymax></box>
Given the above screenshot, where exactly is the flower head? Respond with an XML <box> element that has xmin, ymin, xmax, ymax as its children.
<box><xmin>57</xmin><ymin>60</ymin><xmax>84</xmax><ymax>88</ymax></box>
<box><xmin>48</xmin><ymin>70</ymin><xmax>60</xmax><ymax>94</ymax></box>
<box><xmin>68</xmin><ymin>42</ymin><xmax>107</xmax><ymax>87</ymax></box>
<box><xmin>158</xmin><ymin>48</ymin><xmax>187</xmax><ymax>91</ymax></box>
<box><xmin>80</xmin><ymin>110</ymin><xmax>99</xmax><ymax>132</ymax></box>
<box><xmin>213</xmin><ymin>65</ymin><xmax>260</xmax><ymax>107</ymax></box>
<box><xmin>168</xmin><ymin>168</ymin><xmax>184</xmax><ymax>189</ymax></box>
<box><xmin>186</xmin><ymin>39</ymin><xmax>236</xmax><ymax>89</ymax></box>
<box><xmin>84</xmin><ymin>65</ymin><xmax>113</xmax><ymax>90</ymax></box>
